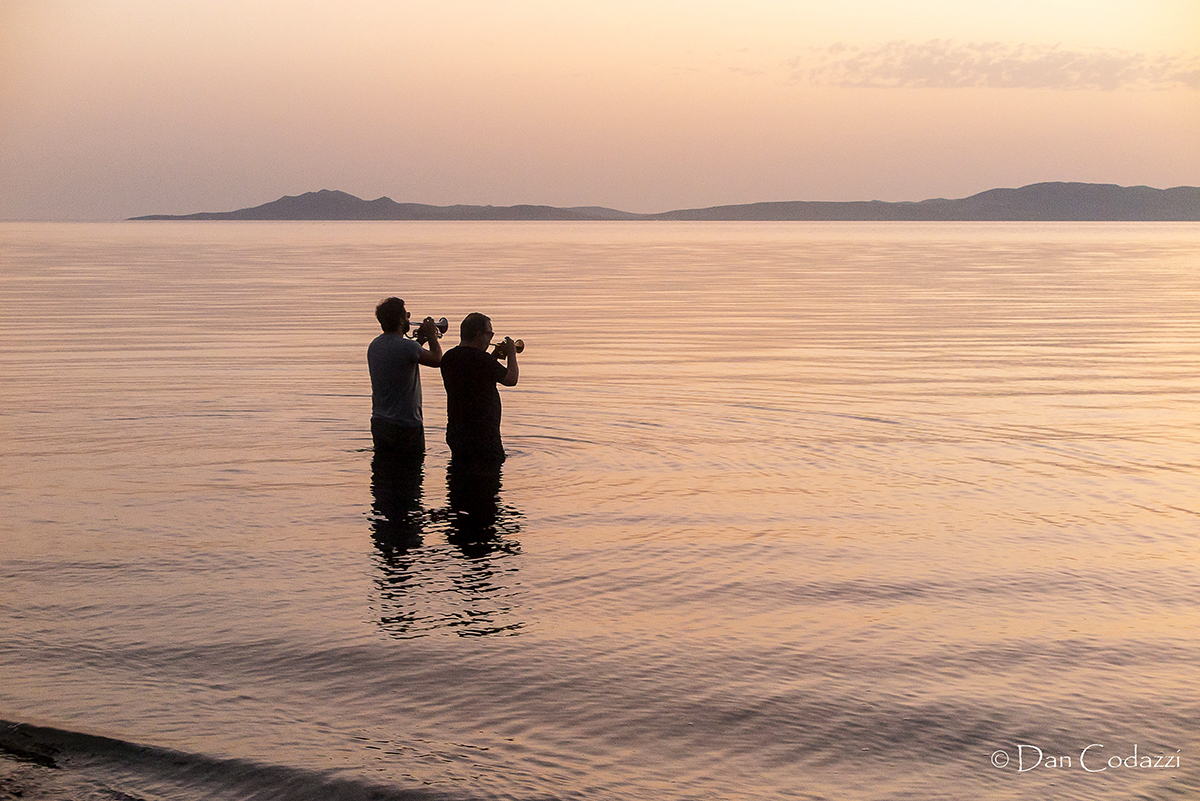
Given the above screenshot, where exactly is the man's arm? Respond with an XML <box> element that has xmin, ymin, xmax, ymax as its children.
<box><xmin>416</xmin><ymin>318</ymin><xmax>442</xmax><ymax>367</ymax></box>
<box><xmin>499</xmin><ymin>337</ymin><xmax>518</xmax><ymax>386</ymax></box>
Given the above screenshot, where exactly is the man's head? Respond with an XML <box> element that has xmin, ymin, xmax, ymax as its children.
<box><xmin>375</xmin><ymin>297</ymin><xmax>409</xmax><ymax>333</ymax></box>
<box><xmin>460</xmin><ymin>312</ymin><xmax>494</xmax><ymax>349</ymax></box>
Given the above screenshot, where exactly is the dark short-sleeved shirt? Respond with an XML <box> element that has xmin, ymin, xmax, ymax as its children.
<box><xmin>367</xmin><ymin>333</ymin><xmax>423</xmax><ymax>427</ymax></box>
<box><xmin>440</xmin><ymin>345</ymin><xmax>509</xmax><ymax>461</ymax></box>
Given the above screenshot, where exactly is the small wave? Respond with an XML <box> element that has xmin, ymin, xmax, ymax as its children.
<box><xmin>0</xmin><ymin>719</ymin><xmax>499</xmax><ymax>801</ymax></box>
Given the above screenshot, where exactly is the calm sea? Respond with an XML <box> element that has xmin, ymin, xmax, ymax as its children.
<box><xmin>1</xmin><ymin>221</ymin><xmax>1198</xmax><ymax>801</ymax></box>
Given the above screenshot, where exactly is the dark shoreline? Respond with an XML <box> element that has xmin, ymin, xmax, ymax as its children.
<box><xmin>0</xmin><ymin>750</ymin><xmax>89</xmax><ymax>801</ymax></box>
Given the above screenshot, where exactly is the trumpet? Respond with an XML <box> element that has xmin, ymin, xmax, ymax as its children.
<box><xmin>491</xmin><ymin>338</ymin><xmax>525</xmax><ymax>359</ymax></box>
<box><xmin>407</xmin><ymin>316</ymin><xmax>448</xmax><ymax>344</ymax></box>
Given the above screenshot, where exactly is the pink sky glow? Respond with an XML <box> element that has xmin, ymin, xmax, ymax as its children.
<box><xmin>1</xmin><ymin>0</ymin><xmax>1197</xmax><ymax>220</ymax></box>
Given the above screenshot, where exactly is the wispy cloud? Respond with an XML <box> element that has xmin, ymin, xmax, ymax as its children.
<box><xmin>796</xmin><ymin>41</ymin><xmax>1200</xmax><ymax>90</ymax></box>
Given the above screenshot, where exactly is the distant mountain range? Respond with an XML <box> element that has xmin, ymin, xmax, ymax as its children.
<box><xmin>131</xmin><ymin>183</ymin><xmax>1200</xmax><ymax>221</ymax></box>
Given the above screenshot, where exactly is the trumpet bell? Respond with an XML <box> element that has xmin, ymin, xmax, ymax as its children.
<box><xmin>412</xmin><ymin>317</ymin><xmax>449</xmax><ymax>343</ymax></box>
<box><xmin>492</xmin><ymin>338</ymin><xmax>525</xmax><ymax>358</ymax></box>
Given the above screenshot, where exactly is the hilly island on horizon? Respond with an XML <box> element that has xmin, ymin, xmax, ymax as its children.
<box><xmin>130</xmin><ymin>182</ymin><xmax>1200</xmax><ymax>222</ymax></box>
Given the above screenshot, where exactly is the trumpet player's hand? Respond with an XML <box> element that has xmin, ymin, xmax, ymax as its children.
<box><xmin>499</xmin><ymin>337</ymin><xmax>519</xmax><ymax>386</ymax></box>
<box><xmin>416</xmin><ymin>317</ymin><xmax>442</xmax><ymax>366</ymax></box>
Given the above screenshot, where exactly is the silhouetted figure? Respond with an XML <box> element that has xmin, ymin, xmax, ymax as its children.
<box><xmin>439</xmin><ymin>312</ymin><xmax>518</xmax><ymax>465</ymax></box>
<box><xmin>367</xmin><ymin>297</ymin><xmax>442</xmax><ymax>457</ymax></box>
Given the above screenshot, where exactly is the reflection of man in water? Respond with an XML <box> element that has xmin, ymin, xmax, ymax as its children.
<box><xmin>370</xmin><ymin>451</ymin><xmax>425</xmax><ymax>555</ymax></box>
<box><xmin>367</xmin><ymin>297</ymin><xmax>443</xmax><ymax>457</ymax></box>
<box><xmin>445</xmin><ymin>459</ymin><xmax>505</xmax><ymax>545</ymax></box>
<box><xmin>439</xmin><ymin>312</ymin><xmax>519</xmax><ymax>464</ymax></box>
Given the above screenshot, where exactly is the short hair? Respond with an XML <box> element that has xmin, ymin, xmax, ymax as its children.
<box><xmin>375</xmin><ymin>297</ymin><xmax>407</xmax><ymax>333</ymax></box>
<box><xmin>460</xmin><ymin>312</ymin><xmax>491</xmax><ymax>341</ymax></box>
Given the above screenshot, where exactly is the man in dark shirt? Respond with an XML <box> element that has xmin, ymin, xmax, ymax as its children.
<box><xmin>439</xmin><ymin>312</ymin><xmax>519</xmax><ymax>464</ymax></box>
<box><xmin>367</xmin><ymin>297</ymin><xmax>442</xmax><ymax>457</ymax></box>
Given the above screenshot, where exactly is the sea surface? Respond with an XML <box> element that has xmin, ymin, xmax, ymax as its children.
<box><xmin>1</xmin><ymin>221</ymin><xmax>1198</xmax><ymax>801</ymax></box>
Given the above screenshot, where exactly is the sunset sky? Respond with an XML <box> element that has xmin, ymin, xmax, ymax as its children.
<box><xmin>2</xmin><ymin>0</ymin><xmax>1197</xmax><ymax>220</ymax></box>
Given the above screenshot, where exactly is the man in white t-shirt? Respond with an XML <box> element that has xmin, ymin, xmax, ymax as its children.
<box><xmin>367</xmin><ymin>297</ymin><xmax>442</xmax><ymax>457</ymax></box>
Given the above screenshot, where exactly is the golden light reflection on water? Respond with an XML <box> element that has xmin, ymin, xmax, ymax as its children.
<box><xmin>1</xmin><ymin>222</ymin><xmax>1199</xmax><ymax>801</ymax></box>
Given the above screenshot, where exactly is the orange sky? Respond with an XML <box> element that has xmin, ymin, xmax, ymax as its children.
<box><xmin>1</xmin><ymin>0</ymin><xmax>1197</xmax><ymax>219</ymax></box>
